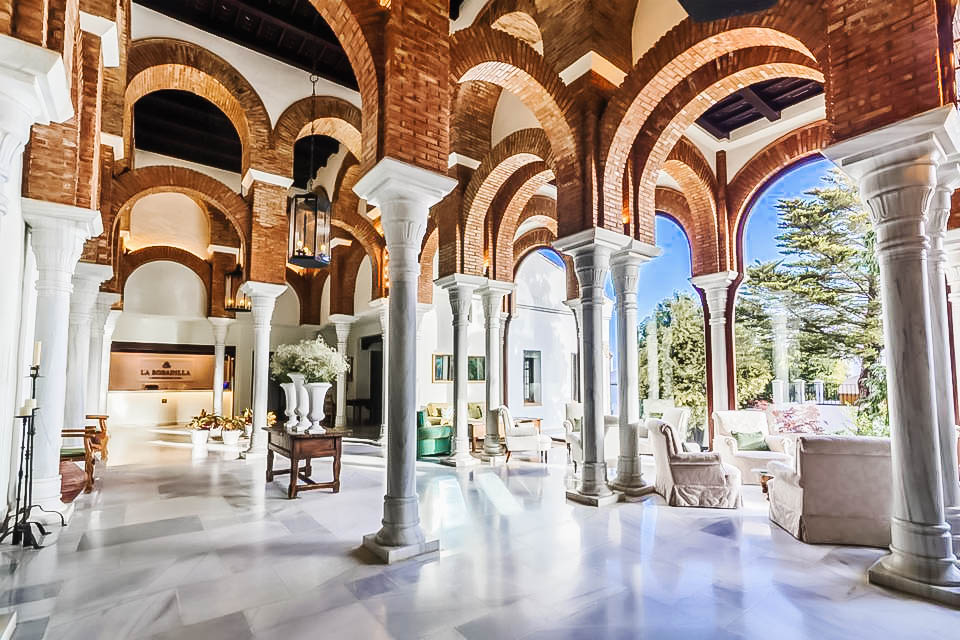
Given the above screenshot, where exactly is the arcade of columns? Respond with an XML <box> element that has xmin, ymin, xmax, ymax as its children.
<box><xmin>4</xmin><ymin>0</ymin><xmax>960</xmax><ymax>605</ymax></box>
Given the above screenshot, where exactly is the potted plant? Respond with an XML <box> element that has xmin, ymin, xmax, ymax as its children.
<box><xmin>271</xmin><ymin>338</ymin><xmax>348</xmax><ymax>432</ymax></box>
<box><xmin>220</xmin><ymin>415</ymin><xmax>245</xmax><ymax>446</ymax></box>
<box><xmin>271</xmin><ymin>343</ymin><xmax>308</xmax><ymax>429</ymax></box>
<box><xmin>186</xmin><ymin>410</ymin><xmax>216</xmax><ymax>445</ymax></box>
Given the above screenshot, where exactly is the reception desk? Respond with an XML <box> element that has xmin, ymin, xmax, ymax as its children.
<box><xmin>106</xmin><ymin>390</ymin><xmax>233</xmax><ymax>426</ymax></box>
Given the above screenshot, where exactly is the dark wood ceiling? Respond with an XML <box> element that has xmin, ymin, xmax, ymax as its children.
<box><xmin>695</xmin><ymin>77</ymin><xmax>824</xmax><ymax>139</ymax></box>
<box><xmin>676</xmin><ymin>0</ymin><xmax>778</xmax><ymax>22</ymax></box>
<box><xmin>134</xmin><ymin>0</ymin><xmax>358</xmax><ymax>89</ymax></box>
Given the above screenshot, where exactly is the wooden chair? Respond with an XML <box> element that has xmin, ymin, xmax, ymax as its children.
<box><xmin>60</xmin><ymin>426</ymin><xmax>97</xmax><ymax>493</ymax></box>
<box><xmin>85</xmin><ymin>414</ymin><xmax>109</xmax><ymax>463</ymax></box>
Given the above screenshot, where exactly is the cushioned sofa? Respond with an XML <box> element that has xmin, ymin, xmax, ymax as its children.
<box><xmin>417</xmin><ymin>409</ymin><xmax>452</xmax><ymax>458</ymax></box>
<box><xmin>713</xmin><ymin>410</ymin><xmax>792</xmax><ymax>485</ymax></box>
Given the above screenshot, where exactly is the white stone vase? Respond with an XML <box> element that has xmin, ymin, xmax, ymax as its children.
<box><xmin>306</xmin><ymin>382</ymin><xmax>332</xmax><ymax>432</ymax></box>
<box><xmin>190</xmin><ymin>430</ymin><xmax>209</xmax><ymax>446</ymax></box>
<box><xmin>222</xmin><ymin>429</ymin><xmax>242</xmax><ymax>446</ymax></box>
<box><xmin>280</xmin><ymin>381</ymin><xmax>298</xmax><ymax>428</ymax></box>
<box><xmin>288</xmin><ymin>373</ymin><xmax>311</xmax><ymax>431</ymax></box>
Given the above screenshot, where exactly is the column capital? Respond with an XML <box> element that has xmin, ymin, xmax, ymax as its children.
<box><xmin>208</xmin><ymin>316</ymin><xmax>234</xmax><ymax>344</ymax></box>
<box><xmin>70</xmin><ymin>263</ymin><xmax>113</xmax><ymax>320</ymax></box>
<box><xmin>434</xmin><ymin>273</ymin><xmax>487</xmax><ymax>293</ymax></box>
<box><xmin>328</xmin><ymin>314</ymin><xmax>355</xmax><ymax>343</ymax></box>
<box><xmin>0</xmin><ymin>34</ymin><xmax>74</xmax><ymax>125</ymax></box>
<box><xmin>691</xmin><ymin>271</ymin><xmax>738</xmax><ymax>321</ymax></box>
<box><xmin>240</xmin><ymin>281</ymin><xmax>287</xmax><ymax>299</ymax></box>
<box><xmin>241</xmin><ymin>281</ymin><xmax>286</xmax><ymax>328</ymax></box>
<box><xmin>553</xmin><ymin>227</ymin><xmax>630</xmax><ymax>257</ymax></box>
<box><xmin>353</xmin><ymin>157</ymin><xmax>458</xmax><ymax>213</ymax></box>
<box><xmin>241</xmin><ymin>168</ymin><xmax>293</xmax><ymax>196</ymax></box>
<box><xmin>478</xmin><ymin>280</ymin><xmax>514</xmax><ymax>323</ymax></box>
<box><xmin>24</xmin><ymin>199</ymin><xmax>103</xmax><ymax>294</ymax></box>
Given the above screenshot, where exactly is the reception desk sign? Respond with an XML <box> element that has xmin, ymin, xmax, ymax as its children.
<box><xmin>110</xmin><ymin>353</ymin><xmax>215</xmax><ymax>391</ymax></box>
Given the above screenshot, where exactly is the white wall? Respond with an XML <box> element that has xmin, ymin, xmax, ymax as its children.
<box><xmin>134</xmin><ymin>149</ymin><xmax>242</xmax><ymax>192</ymax></box>
<box><xmin>127</xmin><ymin>192</ymin><xmax>209</xmax><ymax>258</ymax></box>
<box><xmin>131</xmin><ymin>4</ymin><xmax>361</xmax><ymax>125</ymax></box>
<box><xmin>490</xmin><ymin>90</ymin><xmax>541</xmax><ymax>147</ymax></box>
<box><xmin>124</xmin><ymin>261</ymin><xmax>207</xmax><ymax>318</ymax></box>
<box><xmin>632</xmin><ymin>0</ymin><xmax>687</xmax><ymax>63</ymax></box>
<box><xmin>353</xmin><ymin>255</ymin><xmax>373</xmax><ymax>315</ymax></box>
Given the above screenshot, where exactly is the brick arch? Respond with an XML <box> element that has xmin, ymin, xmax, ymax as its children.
<box><xmin>331</xmin><ymin>241</ymin><xmax>367</xmax><ymax>315</ymax></box>
<box><xmin>601</xmin><ymin>2</ymin><xmax>825</xmax><ymax>234</ymax></box>
<box><xmin>419</xmin><ymin>221</ymin><xmax>439</xmax><ymax>304</ymax></box>
<box><xmin>305</xmin><ymin>0</ymin><xmax>382</xmax><ymax>171</ymax></box>
<box><xmin>493</xmin><ymin>165</ymin><xmax>556</xmax><ymax>281</ymax></box>
<box><xmin>109</xmin><ymin>165</ymin><xmax>250</xmax><ymax>280</ymax></box>
<box><xmin>514</xmin><ymin>194</ymin><xmax>557</xmax><ymax>238</ymax></box>
<box><xmin>120</xmin><ymin>245</ymin><xmax>213</xmax><ymax>314</ymax></box>
<box><xmin>633</xmin><ymin>48</ymin><xmax>823</xmax><ymax>244</ymax></box>
<box><xmin>272</xmin><ymin>96</ymin><xmax>363</xmax><ymax>174</ymax></box>
<box><xmin>479</xmin><ymin>0</ymin><xmax>539</xmax><ymax>26</ymax></box>
<box><xmin>125</xmin><ymin>38</ymin><xmax>272</xmax><ymax>173</ymax></box>
<box><xmin>491</xmin><ymin>11</ymin><xmax>542</xmax><ymax>50</ymax></box>
<box><xmin>512</xmin><ymin>227</ymin><xmax>558</xmax><ymax>278</ymax></box>
<box><xmin>728</xmin><ymin>120</ymin><xmax>830</xmax><ymax>270</ymax></box>
<box><xmin>460</xmin><ymin>128</ymin><xmax>554</xmax><ymax>275</ymax></box>
<box><xmin>451</xmin><ymin>80</ymin><xmax>502</xmax><ymax>160</ymax></box>
<box><xmin>655</xmin><ymin>186</ymin><xmax>713</xmax><ymax>277</ymax></box>
<box><xmin>451</xmin><ymin>25</ymin><xmax>581</xmax><ymax>234</ymax></box>
<box><xmin>667</xmin><ymin>137</ymin><xmax>717</xmax><ymax>196</ymax></box>
<box><xmin>287</xmin><ymin>266</ymin><xmax>328</xmax><ymax>325</ymax></box>
<box><xmin>661</xmin><ymin>158</ymin><xmax>719</xmax><ymax>273</ymax></box>
<box><xmin>332</xmin><ymin>162</ymin><xmax>385</xmax><ymax>297</ymax></box>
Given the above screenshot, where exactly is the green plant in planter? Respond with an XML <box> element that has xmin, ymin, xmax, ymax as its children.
<box><xmin>237</xmin><ymin>408</ymin><xmax>278</xmax><ymax>428</ymax></box>
<box><xmin>187</xmin><ymin>410</ymin><xmax>218</xmax><ymax>430</ymax></box>
<box><xmin>221</xmin><ymin>415</ymin><xmax>246</xmax><ymax>431</ymax></box>
<box><xmin>270</xmin><ymin>338</ymin><xmax>349</xmax><ymax>384</ymax></box>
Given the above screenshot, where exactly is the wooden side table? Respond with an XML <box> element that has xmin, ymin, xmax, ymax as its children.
<box><xmin>264</xmin><ymin>427</ymin><xmax>342</xmax><ymax>499</ymax></box>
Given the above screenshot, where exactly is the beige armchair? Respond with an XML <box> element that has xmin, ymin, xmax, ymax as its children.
<box><xmin>640</xmin><ymin>407</ymin><xmax>692</xmax><ymax>455</ymax></box>
<box><xmin>424</xmin><ymin>402</ymin><xmax>451</xmax><ymax>426</ymax></box>
<box><xmin>768</xmin><ymin>435</ymin><xmax>891</xmax><ymax>547</ymax></box>
<box><xmin>499</xmin><ymin>405</ymin><xmax>551</xmax><ymax>462</ymax></box>
<box><xmin>566</xmin><ymin>413</ymin><xmax>620</xmax><ymax>472</ymax></box>
<box><xmin>648</xmin><ymin>419</ymin><xmax>741</xmax><ymax>508</ymax></box>
<box><xmin>712</xmin><ymin>410</ymin><xmax>791</xmax><ymax>484</ymax></box>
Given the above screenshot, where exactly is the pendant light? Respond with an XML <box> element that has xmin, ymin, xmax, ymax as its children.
<box><xmin>224</xmin><ymin>265</ymin><xmax>251</xmax><ymax>312</ymax></box>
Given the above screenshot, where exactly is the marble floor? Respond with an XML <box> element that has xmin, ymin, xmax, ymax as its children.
<box><xmin>1</xmin><ymin>425</ymin><xmax>956</xmax><ymax>640</ymax></box>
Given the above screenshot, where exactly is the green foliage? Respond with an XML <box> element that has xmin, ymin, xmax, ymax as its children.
<box><xmin>733</xmin><ymin>294</ymin><xmax>773</xmax><ymax>407</ymax></box>
<box><xmin>270</xmin><ymin>338</ymin><xmax>349</xmax><ymax>384</ymax></box>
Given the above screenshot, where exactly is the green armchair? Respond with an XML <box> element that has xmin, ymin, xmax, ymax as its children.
<box><xmin>417</xmin><ymin>410</ymin><xmax>452</xmax><ymax>458</ymax></box>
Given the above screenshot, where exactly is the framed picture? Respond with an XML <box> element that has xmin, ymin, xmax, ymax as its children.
<box><xmin>433</xmin><ymin>354</ymin><xmax>453</xmax><ymax>382</ymax></box>
<box><xmin>468</xmin><ymin>356</ymin><xmax>486</xmax><ymax>381</ymax></box>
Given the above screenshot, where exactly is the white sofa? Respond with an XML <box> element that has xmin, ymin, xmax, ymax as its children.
<box><xmin>712</xmin><ymin>410</ymin><xmax>791</xmax><ymax>485</ymax></box>
<box><xmin>768</xmin><ymin>435</ymin><xmax>891</xmax><ymax>547</ymax></box>
<box><xmin>648</xmin><ymin>419</ymin><xmax>741</xmax><ymax>508</ymax></box>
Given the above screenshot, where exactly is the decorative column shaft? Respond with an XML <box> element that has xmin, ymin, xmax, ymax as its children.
<box><xmin>478</xmin><ymin>281</ymin><xmax>514</xmax><ymax>459</ymax></box>
<box><xmin>771</xmin><ymin>305</ymin><xmax>790</xmax><ymax>404</ymax></box>
<box><xmin>436</xmin><ymin>274</ymin><xmax>485</xmax><ymax>466</ymax></box>
<box><xmin>824</xmin><ymin>106</ymin><xmax>960</xmax><ymax>605</ymax></box>
<box><xmin>208</xmin><ymin>318</ymin><xmax>234</xmax><ymax>416</ymax></box>
<box><xmin>85</xmin><ymin>291</ymin><xmax>119</xmax><ymax>416</ymax></box>
<box><xmin>371</xmin><ymin>298</ymin><xmax>389</xmax><ymax>442</ymax></box>
<box><xmin>945</xmin><ymin>227</ymin><xmax>960</xmax><ymax>425</ymax></box>
<box><xmin>23</xmin><ymin>198</ymin><xmax>102</xmax><ymax>516</ymax></box>
<box><xmin>609</xmin><ymin>241</ymin><xmax>660</xmax><ymax>495</ymax></box>
<box><xmin>64</xmin><ymin>262</ymin><xmax>112</xmax><ymax>432</ymax></box>
<box><xmin>98</xmin><ymin>309</ymin><xmax>120</xmax><ymax>413</ymax></box>
<box><xmin>602</xmin><ymin>299</ymin><xmax>613</xmax><ymax>414</ymax></box>
<box><xmin>691</xmin><ymin>271</ymin><xmax>738</xmax><ymax>418</ymax></box>
<box><xmin>926</xmin><ymin>162</ymin><xmax>960</xmax><ymax>551</ymax></box>
<box><xmin>354</xmin><ymin>158</ymin><xmax>456</xmax><ymax>562</ymax></box>
<box><xmin>555</xmin><ymin>228</ymin><xmax>629</xmax><ymax>505</ymax></box>
<box><xmin>563</xmin><ymin>298</ymin><xmax>584</xmax><ymax>400</ymax></box>
<box><xmin>239</xmin><ymin>282</ymin><xmax>286</xmax><ymax>459</ymax></box>
<box><xmin>646</xmin><ymin>316</ymin><xmax>659</xmax><ymax>402</ymax></box>
<box><xmin>329</xmin><ymin>314</ymin><xmax>355</xmax><ymax>429</ymax></box>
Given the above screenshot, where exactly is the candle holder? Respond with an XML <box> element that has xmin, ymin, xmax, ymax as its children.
<box><xmin>1</xmin><ymin>364</ymin><xmax>64</xmax><ymax>549</ymax></box>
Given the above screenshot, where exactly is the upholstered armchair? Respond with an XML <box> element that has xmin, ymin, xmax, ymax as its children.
<box><xmin>712</xmin><ymin>410</ymin><xmax>792</xmax><ymax>484</ymax></box>
<box><xmin>648</xmin><ymin>419</ymin><xmax>741</xmax><ymax>508</ymax></box>
<box><xmin>499</xmin><ymin>405</ymin><xmax>551</xmax><ymax>462</ymax></box>
<box><xmin>563</xmin><ymin>402</ymin><xmax>583</xmax><ymax>470</ymax></box>
<box><xmin>768</xmin><ymin>435</ymin><xmax>892</xmax><ymax>547</ymax></box>
<box><xmin>639</xmin><ymin>407</ymin><xmax>692</xmax><ymax>455</ymax></box>
<box><xmin>424</xmin><ymin>403</ymin><xmax>451</xmax><ymax>427</ymax></box>
<box><xmin>566</xmin><ymin>413</ymin><xmax>621</xmax><ymax>472</ymax></box>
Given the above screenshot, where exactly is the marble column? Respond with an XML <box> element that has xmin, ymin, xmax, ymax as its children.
<box><xmin>555</xmin><ymin>228</ymin><xmax>630</xmax><ymax>506</ymax></box>
<box><xmin>98</xmin><ymin>309</ymin><xmax>120</xmax><ymax>414</ymax></box>
<box><xmin>824</xmin><ymin>105</ymin><xmax>960</xmax><ymax>606</ymax></box>
<box><xmin>477</xmin><ymin>281</ymin><xmax>514</xmax><ymax>461</ymax></box>
<box><xmin>370</xmin><ymin>297</ymin><xmax>389</xmax><ymax>442</ymax></box>
<box><xmin>23</xmin><ymin>198</ymin><xmax>102</xmax><ymax>520</ymax></box>
<box><xmin>602</xmin><ymin>299</ymin><xmax>613</xmax><ymax>414</ymax></box>
<box><xmin>945</xmin><ymin>228</ymin><xmax>960</xmax><ymax>423</ymax></box>
<box><xmin>354</xmin><ymin>158</ymin><xmax>456</xmax><ymax>563</ymax></box>
<box><xmin>86</xmin><ymin>292</ymin><xmax>120</xmax><ymax>415</ymax></box>
<box><xmin>563</xmin><ymin>298</ymin><xmax>584</xmax><ymax>401</ymax></box>
<box><xmin>64</xmin><ymin>262</ymin><xmax>112</xmax><ymax>432</ymax></box>
<box><xmin>239</xmin><ymin>282</ymin><xmax>286</xmax><ymax>459</ymax></box>
<box><xmin>609</xmin><ymin>241</ymin><xmax>660</xmax><ymax>495</ymax></box>
<box><xmin>328</xmin><ymin>314</ymin><xmax>355</xmax><ymax>429</ymax></box>
<box><xmin>646</xmin><ymin>316</ymin><xmax>659</xmax><ymax>403</ymax></box>
<box><xmin>436</xmin><ymin>274</ymin><xmax>485</xmax><ymax>467</ymax></box>
<box><xmin>208</xmin><ymin>317</ymin><xmax>233</xmax><ymax>416</ymax></box>
<box><xmin>415</xmin><ymin>304</ymin><xmax>431</xmax><ymax>409</ymax></box>
<box><xmin>926</xmin><ymin>161</ymin><xmax>960</xmax><ymax>552</ymax></box>
<box><xmin>771</xmin><ymin>305</ymin><xmax>790</xmax><ymax>404</ymax></box>
<box><xmin>690</xmin><ymin>271</ymin><xmax>738</xmax><ymax>417</ymax></box>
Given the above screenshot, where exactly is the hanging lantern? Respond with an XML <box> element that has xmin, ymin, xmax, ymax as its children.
<box><xmin>224</xmin><ymin>266</ymin><xmax>251</xmax><ymax>312</ymax></box>
<box><xmin>287</xmin><ymin>189</ymin><xmax>332</xmax><ymax>268</ymax></box>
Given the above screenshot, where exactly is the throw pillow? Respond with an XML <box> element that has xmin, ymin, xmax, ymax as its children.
<box><xmin>468</xmin><ymin>404</ymin><xmax>483</xmax><ymax>420</ymax></box>
<box><xmin>733</xmin><ymin>431</ymin><xmax>770</xmax><ymax>451</ymax></box>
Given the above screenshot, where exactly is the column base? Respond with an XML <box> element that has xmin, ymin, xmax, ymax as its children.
<box><xmin>27</xmin><ymin>500</ymin><xmax>74</xmax><ymax>526</ymax></box>
<box><xmin>944</xmin><ymin>506</ymin><xmax>960</xmax><ymax>557</ymax></box>
<box><xmin>566</xmin><ymin>489</ymin><xmax>620</xmax><ymax>507</ymax></box>
<box><xmin>869</xmin><ymin>555</ymin><xmax>960</xmax><ymax>607</ymax></box>
<box><xmin>362</xmin><ymin>532</ymin><xmax>439</xmax><ymax>564</ymax></box>
<box><xmin>608</xmin><ymin>479</ymin><xmax>656</xmax><ymax>499</ymax></box>
<box><xmin>481</xmin><ymin>453</ymin><xmax>508</xmax><ymax>466</ymax></box>
<box><xmin>441</xmin><ymin>452</ymin><xmax>479</xmax><ymax>468</ymax></box>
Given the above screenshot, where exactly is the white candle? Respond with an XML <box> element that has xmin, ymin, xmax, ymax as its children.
<box><xmin>32</xmin><ymin>341</ymin><xmax>41</xmax><ymax>367</ymax></box>
<box><xmin>23</xmin><ymin>399</ymin><xmax>36</xmax><ymax>411</ymax></box>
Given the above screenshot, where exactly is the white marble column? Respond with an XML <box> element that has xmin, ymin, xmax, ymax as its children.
<box><xmin>609</xmin><ymin>241</ymin><xmax>660</xmax><ymax>495</ymax></box>
<box><xmin>824</xmin><ymin>105</ymin><xmax>960</xmax><ymax>606</ymax></box>
<box><xmin>926</xmin><ymin>161</ymin><xmax>960</xmax><ymax>552</ymax></box>
<box><xmin>690</xmin><ymin>271</ymin><xmax>738</xmax><ymax>417</ymax></box>
<box><xmin>354</xmin><ymin>158</ymin><xmax>456</xmax><ymax>562</ymax></box>
<box><xmin>328</xmin><ymin>314</ymin><xmax>355</xmax><ymax>429</ymax></box>
<box><xmin>370</xmin><ymin>297</ymin><xmax>389</xmax><ymax>442</ymax></box>
<box><xmin>564</xmin><ymin>298</ymin><xmax>584</xmax><ymax>401</ymax></box>
<box><xmin>23</xmin><ymin>198</ymin><xmax>102</xmax><ymax>519</ymax></box>
<box><xmin>555</xmin><ymin>228</ymin><xmax>629</xmax><ymax>506</ymax></box>
<box><xmin>771</xmin><ymin>305</ymin><xmax>790</xmax><ymax>404</ymax></box>
<box><xmin>85</xmin><ymin>292</ymin><xmax>119</xmax><ymax>416</ymax></box>
<box><xmin>239</xmin><ymin>282</ymin><xmax>286</xmax><ymax>459</ymax></box>
<box><xmin>208</xmin><ymin>317</ymin><xmax>233</xmax><ymax>416</ymax></box>
<box><xmin>602</xmin><ymin>299</ymin><xmax>613</xmax><ymax>414</ymax></box>
<box><xmin>646</xmin><ymin>316</ymin><xmax>659</xmax><ymax>403</ymax></box>
<box><xmin>415</xmin><ymin>304</ymin><xmax>431</xmax><ymax>409</ymax></box>
<box><xmin>477</xmin><ymin>281</ymin><xmax>514</xmax><ymax>461</ymax></box>
<box><xmin>436</xmin><ymin>274</ymin><xmax>485</xmax><ymax>467</ymax></box>
<box><xmin>98</xmin><ymin>309</ymin><xmax>120</xmax><ymax>414</ymax></box>
<box><xmin>64</xmin><ymin>262</ymin><xmax>112</xmax><ymax>432</ymax></box>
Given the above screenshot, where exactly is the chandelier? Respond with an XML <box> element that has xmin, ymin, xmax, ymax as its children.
<box><xmin>288</xmin><ymin>74</ymin><xmax>332</xmax><ymax>269</ymax></box>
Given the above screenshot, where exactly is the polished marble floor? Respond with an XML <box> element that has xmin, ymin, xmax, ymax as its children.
<box><xmin>2</xmin><ymin>424</ymin><xmax>956</xmax><ymax>639</ymax></box>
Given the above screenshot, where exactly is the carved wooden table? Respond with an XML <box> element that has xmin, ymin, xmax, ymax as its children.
<box><xmin>264</xmin><ymin>427</ymin><xmax>342</xmax><ymax>499</ymax></box>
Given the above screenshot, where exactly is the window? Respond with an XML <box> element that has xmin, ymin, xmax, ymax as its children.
<box><xmin>433</xmin><ymin>354</ymin><xmax>452</xmax><ymax>382</ymax></box>
<box><xmin>468</xmin><ymin>356</ymin><xmax>486</xmax><ymax>381</ymax></box>
<box><xmin>523</xmin><ymin>350</ymin><xmax>542</xmax><ymax>404</ymax></box>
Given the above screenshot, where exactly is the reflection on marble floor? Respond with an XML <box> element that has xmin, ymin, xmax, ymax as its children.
<box><xmin>3</xmin><ymin>425</ymin><xmax>956</xmax><ymax>639</ymax></box>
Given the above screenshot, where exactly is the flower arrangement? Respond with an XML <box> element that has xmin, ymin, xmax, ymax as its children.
<box><xmin>220</xmin><ymin>414</ymin><xmax>246</xmax><ymax>431</ymax></box>
<box><xmin>270</xmin><ymin>338</ymin><xmax>349</xmax><ymax>384</ymax></box>
<box><xmin>236</xmin><ymin>408</ymin><xmax>277</xmax><ymax>428</ymax></box>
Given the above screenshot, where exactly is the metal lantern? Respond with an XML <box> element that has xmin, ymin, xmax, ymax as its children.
<box><xmin>224</xmin><ymin>266</ymin><xmax>251</xmax><ymax>312</ymax></box>
<box><xmin>287</xmin><ymin>189</ymin><xmax>332</xmax><ymax>268</ymax></box>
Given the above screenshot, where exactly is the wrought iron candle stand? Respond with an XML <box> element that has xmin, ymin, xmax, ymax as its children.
<box><xmin>1</xmin><ymin>364</ymin><xmax>65</xmax><ymax>549</ymax></box>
